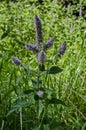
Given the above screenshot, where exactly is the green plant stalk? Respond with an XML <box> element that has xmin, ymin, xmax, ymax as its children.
<box><xmin>1</xmin><ymin>120</ymin><xmax>4</xmax><ymax>130</ymax></box>
<box><xmin>20</xmin><ymin>107</ymin><xmax>23</xmax><ymax>130</ymax></box>
<box><xmin>37</xmin><ymin>68</ymin><xmax>40</xmax><ymax>127</ymax></box>
<box><xmin>39</xmin><ymin>104</ymin><xmax>48</xmax><ymax>129</ymax></box>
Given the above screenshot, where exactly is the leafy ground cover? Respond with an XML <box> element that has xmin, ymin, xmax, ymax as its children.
<box><xmin>0</xmin><ymin>0</ymin><xmax>86</xmax><ymax>130</ymax></box>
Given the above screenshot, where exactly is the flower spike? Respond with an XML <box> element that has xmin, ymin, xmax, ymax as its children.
<box><xmin>26</xmin><ymin>44</ymin><xmax>39</xmax><ymax>53</ymax></box>
<box><xmin>44</xmin><ymin>38</ymin><xmax>54</xmax><ymax>51</ymax></box>
<box><xmin>38</xmin><ymin>50</ymin><xmax>46</xmax><ymax>65</ymax></box>
<box><xmin>58</xmin><ymin>41</ymin><xmax>66</xmax><ymax>57</ymax></box>
<box><xmin>12</xmin><ymin>57</ymin><xmax>21</xmax><ymax>66</ymax></box>
<box><xmin>34</xmin><ymin>15</ymin><xmax>43</xmax><ymax>50</ymax></box>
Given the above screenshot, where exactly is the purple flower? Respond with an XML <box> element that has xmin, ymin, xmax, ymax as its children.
<box><xmin>26</xmin><ymin>44</ymin><xmax>39</xmax><ymax>53</ymax></box>
<box><xmin>12</xmin><ymin>57</ymin><xmax>21</xmax><ymax>65</ymax></box>
<box><xmin>44</xmin><ymin>38</ymin><xmax>54</xmax><ymax>50</ymax></box>
<box><xmin>37</xmin><ymin>90</ymin><xmax>44</xmax><ymax>97</ymax></box>
<box><xmin>38</xmin><ymin>51</ymin><xmax>46</xmax><ymax>65</ymax></box>
<box><xmin>58</xmin><ymin>41</ymin><xmax>66</xmax><ymax>57</ymax></box>
<box><xmin>34</xmin><ymin>15</ymin><xmax>43</xmax><ymax>49</ymax></box>
<box><xmin>25</xmin><ymin>16</ymin><xmax>55</xmax><ymax>66</ymax></box>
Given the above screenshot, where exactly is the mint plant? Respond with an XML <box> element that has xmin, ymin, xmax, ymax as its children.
<box><xmin>11</xmin><ymin>15</ymin><xmax>66</xmax><ymax>130</ymax></box>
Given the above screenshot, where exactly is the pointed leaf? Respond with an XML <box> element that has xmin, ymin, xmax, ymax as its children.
<box><xmin>48</xmin><ymin>98</ymin><xmax>66</xmax><ymax>106</ymax></box>
<box><xmin>48</xmin><ymin>66</ymin><xmax>63</xmax><ymax>74</ymax></box>
<box><xmin>6</xmin><ymin>101</ymin><xmax>29</xmax><ymax>117</ymax></box>
<box><xmin>21</xmin><ymin>64</ymin><xmax>30</xmax><ymax>76</ymax></box>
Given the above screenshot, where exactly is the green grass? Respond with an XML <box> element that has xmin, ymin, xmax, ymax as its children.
<box><xmin>0</xmin><ymin>0</ymin><xmax>86</xmax><ymax>130</ymax></box>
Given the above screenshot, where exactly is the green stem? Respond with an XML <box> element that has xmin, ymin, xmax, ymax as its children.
<box><xmin>37</xmin><ymin>67</ymin><xmax>40</xmax><ymax>127</ymax></box>
<box><xmin>38</xmin><ymin>104</ymin><xmax>47</xmax><ymax>129</ymax></box>
<box><xmin>20</xmin><ymin>108</ymin><xmax>22</xmax><ymax>130</ymax></box>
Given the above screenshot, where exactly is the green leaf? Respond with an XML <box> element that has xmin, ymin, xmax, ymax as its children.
<box><xmin>31</xmin><ymin>79</ymin><xmax>42</xmax><ymax>88</ymax></box>
<box><xmin>13</xmin><ymin>101</ymin><xmax>29</xmax><ymax>108</ymax></box>
<box><xmin>21</xmin><ymin>64</ymin><xmax>30</xmax><ymax>76</ymax></box>
<box><xmin>23</xmin><ymin>89</ymin><xmax>34</xmax><ymax>94</ymax></box>
<box><xmin>48</xmin><ymin>66</ymin><xmax>63</xmax><ymax>74</ymax></box>
<box><xmin>6</xmin><ymin>101</ymin><xmax>29</xmax><ymax>117</ymax></box>
<box><xmin>48</xmin><ymin>98</ymin><xmax>66</xmax><ymax>106</ymax></box>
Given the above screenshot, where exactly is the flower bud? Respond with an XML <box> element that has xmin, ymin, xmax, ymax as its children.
<box><xmin>34</xmin><ymin>15</ymin><xmax>43</xmax><ymax>50</ymax></box>
<box><xmin>38</xmin><ymin>51</ymin><xmax>46</xmax><ymax>65</ymax></box>
<box><xmin>44</xmin><ymin>38</ymin><xmax>54</xmax><ymax>50</ymax></box>
<box><xmin>58</xmin><ymin>41</ymin><xmax>66</xmax><ymax>57</ymax></box>
<box><xmin>12</xmin><ymin>57</ymin><xmax>21</xmax><ymax>65</ymax></box>
<box><xmin>26</xmin><ymin>44</ymin><xmax>39</xmax><ymax>53</ymax></box>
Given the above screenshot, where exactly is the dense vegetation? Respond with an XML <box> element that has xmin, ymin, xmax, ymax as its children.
<box><xmin>0</xmin><ymin>0</ymin><xmax>86</xmax><ymax>130</ymax></box>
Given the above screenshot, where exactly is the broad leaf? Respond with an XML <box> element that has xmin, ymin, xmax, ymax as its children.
<box><xmin>48</xmin><ymin>66</ymin><xmax>63</xmax><ymax>74</ymax></box>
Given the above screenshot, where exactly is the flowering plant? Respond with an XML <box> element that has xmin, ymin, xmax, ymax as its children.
<box><xmin>11</xmin><ymin>15</ymin><xmax>66</xmax><ymax>130</ymax></box>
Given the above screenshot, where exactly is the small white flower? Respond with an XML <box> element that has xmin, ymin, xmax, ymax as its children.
<box><xmin>37</xmin><ymin>90</ymin><xmax>44</xmax><ymax>97</ymax></box>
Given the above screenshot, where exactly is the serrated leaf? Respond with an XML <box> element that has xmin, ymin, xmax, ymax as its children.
<box><xmin>48</xmin><ymin>98</ymin><xmax>66</xmax><ymax>106</ymax></box>
<box><xmin>48</xmin><ymin>66</ymin><xmax>63</xmax><ymax>74</ymax></box>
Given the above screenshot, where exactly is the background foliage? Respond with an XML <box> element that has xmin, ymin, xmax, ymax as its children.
<box><xmin>0</xmin><ymin>0</ymin><xmax>86</xmax><ymax>130</ymax></box>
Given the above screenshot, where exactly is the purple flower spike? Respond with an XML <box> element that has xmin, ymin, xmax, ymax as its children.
<box><xmin>38</xmin><ymin>51</ymin><xmax>46</xmax><ymax>65</ymax></box>
<box><xmin>26</xmin><ymin>44</ymin><xmax>39</xmax><ymax>53</ymax></box>
<box><xmin>12</xmin><ymin>57</ymin><xmax>21</xmax><ymax>65</ymax></box>
<box><xmin>58</xmin><ymin>41</ymin><xmax>66</xmax><ymax>57</ymax></box>
<box><xmin>34</xmin><ymin>15</ymin><xmax>43</xmax><ymax>49</ymax></box>
<box><xmin>44</xmin><ymin>38</ymin><xmax>54</xmax><ymax>50</ymax></box>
